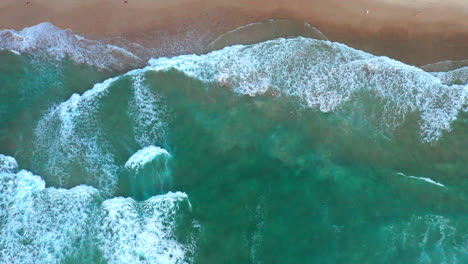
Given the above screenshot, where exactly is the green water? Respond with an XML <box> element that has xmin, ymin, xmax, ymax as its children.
<box><xmin>0</xmin><ymin>38</ymin><xmax>467</xmax><ymax>264</ymax></box>
<box><xmin>147</xmin><ymin>70</ymin><xmax>468</xmax><ymax>263</ymax></box>
<box><xmin>0</xmin><ymin>50</ymin><xmax>112</xmax><ymax>156</ymax></box>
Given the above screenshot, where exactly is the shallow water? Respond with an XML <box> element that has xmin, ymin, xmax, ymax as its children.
<box><xmin>0</xmin><ymin>33</ymin><xmax>467</xmax><ymax>264</ymax></box>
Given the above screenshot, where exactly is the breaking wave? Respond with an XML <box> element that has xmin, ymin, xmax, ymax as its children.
<box><xmin>2</xmin><ymin>24</ymin><xmax>465</xmax><ymax>143</ymax></box>
<box><xmin>149</xmin><ymin>38</ymin><xmax>467</xmax><ymax>142</ymax></box>
<box><xmin>98</xmin><ymin>192</ymin><xmax>196</xmax><ymax>264</ymax></box>
<box><xmin>1</xmin><ymin>22</ymin><xmax>467</xmax><ymax>264</ymax></box>
<box><xmin>21</xmin><ymin>36</ymin><xmax>465</xmax><ymax>197</ymax></box>
<box><xmin>0</xmin><ymin>155</ymin><xmax>197</xmax><ymax>264</ymax></box>
<box><xmin>430</xmin><ymin>66</ymin><xmax>468</xmax><ymax>86</ymax></box>
<box><xmin>33</xmin><ymin>70</ymin><xmax>168</xmax><ymax>195</ymax></box>
<box><xmin>0</xmin><ymin>23</ymin><xmax>144</xmax><ymax>71</ymax></box>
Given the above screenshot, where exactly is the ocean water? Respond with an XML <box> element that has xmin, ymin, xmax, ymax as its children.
<box><xmin>0</xmin><ymin>24</ymin><xmax>467</xmax><ymax>264</ymax></box>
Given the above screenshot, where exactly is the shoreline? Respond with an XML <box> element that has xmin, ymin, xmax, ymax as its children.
<box><xmin>1</xmin><ymin>0</ymin><xmax>467</xmax><ymax>65</ymax></box>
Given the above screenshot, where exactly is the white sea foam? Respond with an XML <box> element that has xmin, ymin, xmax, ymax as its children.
<box><xmin>8</xmin><ymin>49</ymin><xmax>20</xmax><ymax>55</ymax></box>
<box><xmin>33</xmin><ymin>77</ymin><xmax>121</xmax><ymax>194</ymax></box>
<box><xmin>98</xmin><ymin>192</ymin><xmax>196</xmax><ymax>264</ymax></box>
<box><xmin>0</xmin><ymin>22</ymin><xmax>143</xmax><ymax>71</ymax></box>
<box><xmin>380</xmin><ymin>214</ymin><xmax>466</xmax><ymax>264</ymax></box>
<box><xmin>125</xmin><ymin>145</ymin><xmax>171</xmax><ymax>171</ymax></box>
<box><xmin>0</xmin><ymin>157</ymin><xmax>197</xmax><ymax>264</ymax></box>
<box><xmin>0</xmin><ymin>168</ymin><xmax>99</xmax><ymax>264</ymax></box>
<box><xmin>129</xmin><ymin>74</ymin><xmax>168</xmax><ymax>146</ymax></box>
<box><xmin>33</xmin><ymin>69</ymin><xmax>168</xmax><ymax>194</ymax></box>
<box><xmin>0</xmin><ymin>154</ymin><xmax>18</xmax><ymax>173</ymax></box>
<box><xmin>396</xmin><ymin>172</ymin><xmax>446</xmax><ymax>188</ymax></box>
<box><xmin>148</xmin><ymin>37</ymin><xmax>466</xmax><ymax>142</ymax></box>
<box><xmin>431</xmin><ymin>66</ymin><xmax>468</xmax><ymax>86</ymax></box>
<box><xmin>29</xmin><ymin>37</ymin><xmax>465</xmax><ymax>197</ymax></box>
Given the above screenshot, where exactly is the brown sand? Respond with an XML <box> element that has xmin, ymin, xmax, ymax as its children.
<box><xmin>1</xmin><ymin>0</ymin><xmax>467</xmax><ymax>65</ymax></box>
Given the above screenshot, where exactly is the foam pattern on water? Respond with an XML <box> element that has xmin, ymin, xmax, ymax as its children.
<box><xmin>124</xmin><ymin>145</ymin><xmax>173</xmax><ymax>197</ymax></box>
<box><xmin>0</xmin><ymin>23</ymin><xmax>143</xmax><ymax>71</ymax></box>
<box><xmin>0</xmin><ymin>156</ymin><xmax>197</xmax><ymax>264</ymax></box>
<box><xmin>431</xmin><ymin>67</ymin><xmax>468</xmax><ymax>86</ymax></box>
<box><xmin>0</xmin><ymin>168</ymin><xmax>99</xmax><ymax>264</ymax></box>
<box><xmin>0</xmin><ymin>154</ymin><xmax>18</xmax><ymax>173</ymax></box>
<box><xmin>33</xmin><ymin>77</ymin><xmax>121</xmax><ymax>194</ymax></box>
<box><xmin>33</xmin><ymin>70</ymin><xmax>168</xmax><ymax>194</ymax></box>
<box><xmin>379</xmin><ymin>214</ymin><xmax>467</xmax><ymax>264</ymax></box>
<box><xmin>125</xmin><ymin>146</ymin><xmax>171</xmax><ymax>171</ymax></box>
<box><xmin>98</xmin><ymin>192</ymin><xmax>196</xmax><ymax>264</ymax></box>
<box><xmin>129</xmin><ymin>75</ymin><xmax>168</xmax><ymax>147</ymax></box>
<box><xmin>149</xmin><ymin>38</ymin><xmax>467</xmax><ymax>142</ymax></box>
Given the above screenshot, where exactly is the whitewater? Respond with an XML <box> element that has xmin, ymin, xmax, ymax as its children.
<box><xmin>0</xmin><ymin>23</ymin><xmax>467</xmax><ymax>264</ymax></box>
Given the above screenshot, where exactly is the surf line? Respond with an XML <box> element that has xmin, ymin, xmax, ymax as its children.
<box><xmin>396</xmin><ymin>172</ymin><xmax>446</xmax><ymax>188</ymax></box>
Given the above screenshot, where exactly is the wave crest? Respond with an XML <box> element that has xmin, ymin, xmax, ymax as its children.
<box><xmin>0</xmin><ymin>156</ymin><xmax>197</xmax><ymax>264</ymax></box>
<box><xmin>149</xmin><ymin>37</ymin><xmax>467</xmax><ymax>142</ymax></box>
<box><xmin>33</xmin><ymin>71</ymin><xmax>168</xmax><ymax>194</ymax></box>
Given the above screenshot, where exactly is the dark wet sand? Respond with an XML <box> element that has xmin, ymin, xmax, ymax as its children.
<box><xmin>0</xmin><ymin>0</ymin><xmax>467</xmax><ymax>65</ymax></box>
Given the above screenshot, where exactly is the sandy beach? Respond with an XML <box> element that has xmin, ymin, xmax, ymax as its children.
<box><xmin>1</xmin><ymin>0</ymin><xmax>467</xmax><ymax>65</ymax></box>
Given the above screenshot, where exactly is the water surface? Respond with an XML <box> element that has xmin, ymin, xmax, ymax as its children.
<box><xmin>0</xmin><ymin>32</ymin><xmax>467</xmax><ymax>264</ymax></box>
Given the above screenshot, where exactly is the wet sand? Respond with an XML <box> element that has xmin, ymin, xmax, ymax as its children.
<box><xmin>0</xmin><ymin>0</ymin><xmax>467</xmax><ymax>65</ymax></box>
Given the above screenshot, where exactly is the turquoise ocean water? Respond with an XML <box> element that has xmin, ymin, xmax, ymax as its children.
<box><xmin>0</xmin><ymin>24</ymin><xmax>467</xmax><ymax>264</ymax></box>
